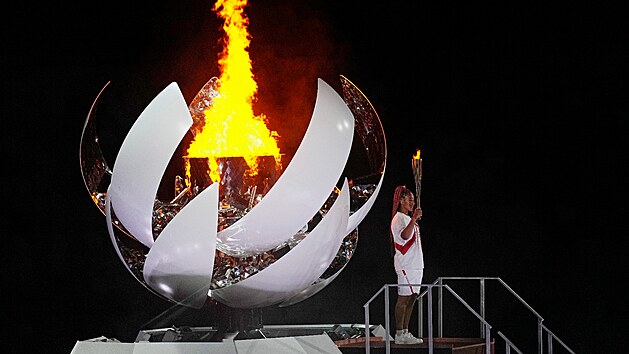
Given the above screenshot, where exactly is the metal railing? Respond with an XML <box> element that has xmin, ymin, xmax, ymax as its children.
<box><xmin>541</xmin><ymin>323</ymin><xmax>576</xmax><ymax>354</ymax></box>
<box><xmin>422</xmin><ymin>277</ymin><xmax>575</xmax><ymax>354</ymax></box>
<box><xmin>363</xmin><ymin>283</ymin><xmax>496</xmax><ymax>354</ymax></box>
<box><xmin>498</xmin><ymin>331</ymin><xmax>524</xmax><ymax>354</ymax></box>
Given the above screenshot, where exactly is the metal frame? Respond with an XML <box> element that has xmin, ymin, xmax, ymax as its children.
<box><xmin>364</xmin><ymin>283</ymin><xmax>493</xmax><ymax>354</ymax></box>
<box><xmin>364</xmin><ymin>277</ymin><xmax>576</xmax><ymax>354</ymax></box>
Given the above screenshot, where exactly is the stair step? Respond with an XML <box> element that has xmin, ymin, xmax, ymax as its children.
<box><xmin>337</xmin><ymin>337</ymin><xmax>495</xmax><ymax>354</ymax></box>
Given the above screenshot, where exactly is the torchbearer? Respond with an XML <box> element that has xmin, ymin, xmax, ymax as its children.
<box><xmin>388</xmin><ymin>150</ymin><xmax>426</xmax><ymax>345</ymax></box>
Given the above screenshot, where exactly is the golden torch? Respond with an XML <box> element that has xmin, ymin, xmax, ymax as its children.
<box><xmin>412</xmin><ymin>149</ymin><xmax>422</xmax><ymax>207</ymax></box>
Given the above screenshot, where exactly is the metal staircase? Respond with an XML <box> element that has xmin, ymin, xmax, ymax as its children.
<box><xmin>361</xmin><ymin>277</ymin><xmax>576</xmax><ymax>354</ymax></box>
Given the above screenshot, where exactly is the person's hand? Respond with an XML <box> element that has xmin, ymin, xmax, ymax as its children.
<box><xmin>412</xmin><ymin>207</ymin><xmax>422</xmax><ymax>221</ymax></box>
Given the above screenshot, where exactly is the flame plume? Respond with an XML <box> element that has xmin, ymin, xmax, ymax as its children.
<box><xmin>186</xmin><ymin>0</ymin><xmax>281</xmax><ymax>183</ymax></box>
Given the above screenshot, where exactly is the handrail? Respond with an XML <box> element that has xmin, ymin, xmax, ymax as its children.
<box><xmin>541</xmin><ymin>323</ymin><xmax>576</xmax><ymax>354</ymax></box>
<box><xmin>431</xmin><ymin>276</ymin><xmax>575</xmax><ymax>354</ymax></box>
<box><xmin>363</xmin><ymin>283</ymin><xmax>500</xmax><ymax>354</ymax></box>
<box><xmin>498</xmin><ymin>331</ymin><xmax>524</xmax><ymax>354</ymax></box>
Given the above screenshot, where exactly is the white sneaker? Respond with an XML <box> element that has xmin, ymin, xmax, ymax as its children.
<box><xmin>394</xmin><ymin>333</ymin><xmax>411</xmax><ymax>344</ymax></box>
<box><xmin>404</xmin><ymin>332</ymin><xmax>423</xmax><ymax>344</ymax></box>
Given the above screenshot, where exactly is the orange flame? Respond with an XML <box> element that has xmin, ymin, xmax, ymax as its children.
<box><xmin>186</xmin><ymin>0</ymin><xmax>281</xmax><ymax>183</ymax></box>
<box><xmin>413</xmin><ymin>149</ymin><xmax>421</xmax><ymax>160</ymax></box>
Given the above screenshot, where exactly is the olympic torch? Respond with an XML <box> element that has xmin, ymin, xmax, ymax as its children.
<box><xmin>412</xmin><ymin>149</ymin><xmax>422</xmax><ymax>207</ymax></box>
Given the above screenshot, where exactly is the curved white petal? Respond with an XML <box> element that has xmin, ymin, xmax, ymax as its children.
<box><xmin>277</xmin><ymin>140</ymin><xmax>386</xmax><ymax>308</ymax></box>
<box><xmin>211</xmin><ymin>179</ymin><xmax>351</xmax><ymax>308</ymax></box>
<box><xmin>143</xmin><ymin>184</ymin><xmax>219</xmax><ymax>308</ymax></box>
<box><xmin>108</xmin><ymin>82</ymin><xmax>192</xmax><ymax>248</ymax></box>
<box><xmin>278</xmin><ymin>270</ymin><xmax>343</xmax><ymax>308</ymax></box>
<box><xmin>280</xmin><ymin>83</ymin><xmax>389</xmax><ymax>307</ymax></box>
<box><xmin>346</xmin><ymin>162</ymin><xmax>386</xmax><ymax>234</ymax></box>
<box><xmin>217</xmin><ymin>79</ymin><xmax>355</xmax><ymax>256</ymax></box>
<box><xmin>278</xmin><ymin>283</ymin><xmax>329</xmax><ymax>308</ymax></box>
<box><xmin>105</xmin><ymin>190</ymin><xmax>139</xmax><ymax>280</ymax></box>
<box><xmin>105</xmin><ymin>189</ymin><xmax>164</xmax><ymax>299</ymax></box>
<box><xmin>277</xmin><ymin>180</ymin><xmax>384</xmax><ymax>308</ymax></box>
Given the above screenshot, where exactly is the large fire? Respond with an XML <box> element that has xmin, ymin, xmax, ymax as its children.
<box><xmin>186</xmin><ymin>0</ymin><xmax>281</xmax><ymax>184</ymax></box>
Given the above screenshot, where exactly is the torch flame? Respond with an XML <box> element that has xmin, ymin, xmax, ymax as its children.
<box><xmin>186</xmin><ymin>0</ymin><xmax>281</xmax><ymax>183</ymax></box>
<box><xmin>413</xmin><ymin>149</ymin><xmax>421</xmax><ymax>160</ymax></box>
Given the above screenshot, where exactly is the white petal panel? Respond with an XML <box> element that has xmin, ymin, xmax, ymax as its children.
<box><xmin>346</xmin><ymin>162</ymin><xmax>386</xmax><ymax>234</ymax></box>
<box><xmin>278</xmin><ymin>162</ymin><xmax>385</xmax><ymax>308</ymax></box>
<box><xmin>211</xmin><ymin>179</ymin><xmax>351</xmax><ymax>308</ymax></box>
<box><xmin>278</xmin><ymin>270</ymin><xmax>342</xmax><ymax>308</ymax></box>
<box><xmin>217</xmin><ymin>79</ymin><xmax>355</xmax><ymax>256</ymax></box>
<box><xmin>278</xmin><ymin>166</ymin><xmax>385</xmax><ymax>307</ymax></box>
<box><xmin>143</xmin><ymin>183</ymin><xmax>219</xmax><ymax>309</ymax></box>
<box><xmin>105</xmin><ymin>190</ymin><xmax>139</xmax><ymax>280</ymax></box>
<box><xmin>105</xmin><ymin>189</ymin><xmax>164</xmax><ymax>299</ymax></box>
<box><xmin>108</xmin><ymin>83</ymin><xmax>193</xmax><ymax>248</ymax></box>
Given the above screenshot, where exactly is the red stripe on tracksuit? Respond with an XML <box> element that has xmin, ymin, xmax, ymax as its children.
<box><xmin>394</xmin><ymin>232</ymin><xmax>416</xmax><ymax>255</ymax></box>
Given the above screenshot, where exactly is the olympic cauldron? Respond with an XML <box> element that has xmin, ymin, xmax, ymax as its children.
<box><xmin>79</xmin><ymin>76</ymin><xmax>386</xmax><ymax>309</ymax></box>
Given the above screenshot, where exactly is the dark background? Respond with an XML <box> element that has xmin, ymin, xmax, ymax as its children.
<box><xmin>4</xmin><ymin>1</ymin><xmax>627</xmax><ymax>353</ymax></box>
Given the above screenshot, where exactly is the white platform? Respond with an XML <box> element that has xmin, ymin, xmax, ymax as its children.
<box><xmin>70</xmin><ymin>333</ymin><xmax>342</xmax><ymax>354</ymax></box>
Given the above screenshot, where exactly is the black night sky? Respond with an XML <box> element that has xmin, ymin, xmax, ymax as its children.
<box><xmin>4</xmin><ymin>1</ymin><xmax>628</xmax><ymax>353</ymax></box>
